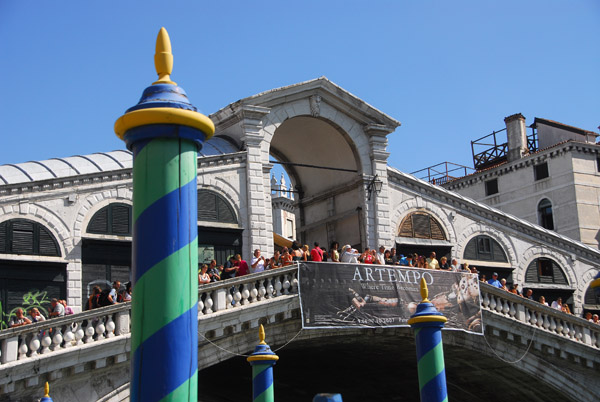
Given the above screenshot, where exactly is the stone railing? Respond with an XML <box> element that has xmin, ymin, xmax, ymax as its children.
<box><xmin>2</xmin><ymin>267</ymin><xmax>595</xmax><ymax>370</ymax></box>
<box><xmin>0</xmin><ymin>265</ymin><xmax>299</xmax><ymax>368</ymax></box>
<box><xmin>0</xmin><ymin>302</ymin><xmax>131</xmax><ymax>367</ymax></box>
<box><xmin>197</xmin><ymin>265</ymin><xmax>299</xmax><ymax>314</ymax></box>
<box><xmin>480</xmin><ymin>282</ymin><xmax>600</xmax><ymax>349</ymax></box>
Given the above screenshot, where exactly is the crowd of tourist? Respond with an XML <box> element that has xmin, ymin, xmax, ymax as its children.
<box><xmin>4</xmin><ymin>242</ymin><xmax>598</xmax><ymax>329</ymax></box>
<box><xmin>198</xmin><ymin>240</ymin><xmax>600</xmax><ymax>324</ymax></box>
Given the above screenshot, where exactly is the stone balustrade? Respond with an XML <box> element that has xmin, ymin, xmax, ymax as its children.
<box><xmin>1</xmin><ymin>265</ymin><xmax>598</xmax><ymax>400</ymax></box>
<box><xmin>0</xmin><ymin>265</ymin><xmax>299</xmax><ymax>371</ymax></box>
<box><xmin>480</xmin><ymin>282</ymin><xmax>600</xmax><ymax>350</ymax></box>
<box><xmin>197</xmin><ymin>265</ymin><xmax>299</xmax><ymax>315</ymax></box>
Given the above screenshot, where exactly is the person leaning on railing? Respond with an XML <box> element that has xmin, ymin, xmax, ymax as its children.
<box><xmin>9</xmin><ymin>308</ymin><xmax>31</xmax><ymax>328</ymax></box>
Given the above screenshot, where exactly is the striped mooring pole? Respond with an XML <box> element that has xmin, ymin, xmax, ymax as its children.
<box><xmin>407</xmin><ymin>278</ymin><xmax>449</xmax><ymax>402</ymax></box>
<box><xmin>114</xmin><ymin>28</ymin><xmax>215</xmax><ymax>401</ymax></box>
<box><xmin>247</xmin><ymin>325</ymin><xmax>279</xmax><ymax>402</ymax></box>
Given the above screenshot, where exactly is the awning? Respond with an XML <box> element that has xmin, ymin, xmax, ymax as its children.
<box><xmin>274</xmin><ymin>232</ymin><xmax>293</xmax><ymax>248</ymax></box>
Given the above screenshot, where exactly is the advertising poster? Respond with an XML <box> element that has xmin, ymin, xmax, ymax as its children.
<box><xmin>298</xmin><ymin>262</ymin><xmax>483</xmax><ymax>334</ymax></box>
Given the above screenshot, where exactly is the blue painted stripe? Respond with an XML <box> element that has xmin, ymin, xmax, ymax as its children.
<box><xmin>420</xmin><ymin>369</ymin><xmax>447</xmax><ymax>402</ymax></box>
<box><xmin>253</xmin><ymin>365</ymin><xmax>274</xmax><ymax>400</ymax></box>
<box><xmin>131</xmin><ymin>304</ymin><xmax>198</xmax><ymax>401</ymax></box>
<box><xmin>132</xmin><ymin>138</ymin><xmax>152</xmax><ymax>158</ymax></box>
<box><xmin>124</xmin><ymin>124</ymin><xmax>206</xmax><ymax>151</ymax></box>
<box><xmin>415</xmin><ymin>327</ymin><xmax>443</xmax><ymax>358</ymax></box>
<box><xmin>132</xmin><ymin>178</ymin><xmax>198</xmax><ymax>283</ymax></box>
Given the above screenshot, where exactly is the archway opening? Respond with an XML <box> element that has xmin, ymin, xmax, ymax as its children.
<box><xmin>269</xmin><ymin>116</ymin><xmax>362</xmax><ymax>250</ymax></box>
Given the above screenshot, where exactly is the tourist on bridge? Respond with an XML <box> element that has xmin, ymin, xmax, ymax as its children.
<box><xmin>330</xmin><ymin>242</ymin><xmax>340</xmax><ymax>262</ymax></box>
<box><xmin>251</xmin><ymin>249</ymin><xmax>266</xmax><ymax>273</ymax></box>
<box><xmin>310</xmin><ymin>242</ymin><xmax>323</xmax><ymax>262</ymax></box>
<box><xmin>199</xmin><ymin>264</ymin><xmax>211</xmax><ymax>285</ymax></box>
<box><xmin>340</xmin><ymin>245</ymin><xmax>359</xmax><ymax>263</ymax></box>
<box><xmin>9</xmin><ymin>308</ymin><xmax>32</xmax><ymax>328</ymax></box>
<box><xmin>551</xmin><ymin>297</ymin><xmax>563</xmax><ymax>311</ymax></box>
<box><xmin>426</xmin><ymin>251</ymin><xmax>439</xmax><ymax>269</ymax></box>
<box><xmin>235</xmin><ymin>254</ymin><xmax>250</xmax><ymax>276</ymax></box>
<box><xmin>27</xmin><ymin>308</ymin><xmax>46</xmax><ymax>323</ymax></box>
<box><xmin>48</xmin><ymin>298</ymin><xmax>65</xmax><ymax>318</ymax></box>
<box><xmin>487</xmin><ymin>272</ymin><xmax>502</xmax><ymax>288</ymax></box>
<box><xmin>376</xmin><ymin>246</ymin><xmax>386</xmax><ymax>265</ymax></box>
<box><xmin>221</xmin><ymin>256</ymin><xmax>238</xmax><ymax>280</ymax></box>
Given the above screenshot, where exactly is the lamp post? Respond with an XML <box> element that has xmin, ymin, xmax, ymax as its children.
<box><xmin>114</xmin><ymin>28</ymin><xmax>214</xmax><ymax>402</ymax></box>
<box><xmin>366</xmin><ymin>175</ymin><xmax>383</xmax><ymax>200</ymax></box>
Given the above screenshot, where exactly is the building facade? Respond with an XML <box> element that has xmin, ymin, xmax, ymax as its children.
<box><xmin>0</xmin><ymin>78</ymin><xmax>598</xmax><ymax>326</ymax></box>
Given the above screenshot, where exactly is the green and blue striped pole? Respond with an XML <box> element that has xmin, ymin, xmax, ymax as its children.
<box><xmin>114</xmin><ymin>28</ymin><xmax>215</xmax><ymax>402</ymax></box>
<box><xmin>407</xmin><ymin>278</ymin><xmax>449</xmax><ymax>402</ymax></box>
<box><xmin>247</xmin><ymin>325</ymin><xmax>279</xmax><ymax>402</ymax></box>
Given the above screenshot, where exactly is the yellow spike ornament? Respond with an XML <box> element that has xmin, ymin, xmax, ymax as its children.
<box><xmin>153</xmin><ymin>27</ymin><xmax>176</xmax><ymax>85</ymax></box>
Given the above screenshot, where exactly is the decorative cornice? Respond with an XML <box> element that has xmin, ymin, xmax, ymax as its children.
<box><xmin>0</xmin><ymin>152</ymin><xmax>247</xmax><ymax>198</ymax></box>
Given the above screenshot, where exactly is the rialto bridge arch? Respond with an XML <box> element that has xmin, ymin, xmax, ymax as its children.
<box><xmin>211</xmin><ymin>78</ymin><xmax>400</xmax><ymax>254</ymax></box>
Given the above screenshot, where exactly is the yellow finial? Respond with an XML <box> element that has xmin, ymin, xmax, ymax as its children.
<box><xmin>44</xmin><ymin>382</ymin><xmax>50</xmax><ymax>397</ymax></box>
<box><xmin>420</xmin><ymin>277</ymin><xmax>430</xmax><ymax>303</ymax></box>
<box><xmin>153</xmin><ymin>27</ymin><xmax>177</xmax><ymax>85</ymax></box>
<box><xmin>259</xmin><ymin>324</ymin><xmax>266</xmax><ymax>345</ymax></box>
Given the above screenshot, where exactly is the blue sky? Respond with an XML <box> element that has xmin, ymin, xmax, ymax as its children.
<box><xmin>1</xmin><ymin>1</ymin><xmax>598</xmax><ymax>177</ymax></box>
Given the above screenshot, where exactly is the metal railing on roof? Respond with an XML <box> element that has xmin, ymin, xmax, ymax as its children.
<box><xmin>410</xmin><ymin>162</ymin><xmax>476</xmax><ymax>185</ymax></box>
<box><xmin>471</xmin><ymin>127</ymin><xmax>539</xmax><ymax>170</ymax></box>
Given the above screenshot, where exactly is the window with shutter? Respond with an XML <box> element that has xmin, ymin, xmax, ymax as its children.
<box><xmin>398</xmin><ymin>212</ymin><xmax>447</xmax><ymax>241</ymax></box>
<box><xmin>525</xmin><ymin>258</ymin><xmax>568</xmax><ymax>285</ymax></box>
<box><xmin>197</xmin><ymin>190</ymin><xmax>237</xmax><ymax>224</ymax></box>
<box><xmin>87</xmin><ymin>204</ymin><xmax>132</xmax><ymax>236</ymax></box>
<box><xmin>463</xmin><ymin>236</ymin><xmax>507</xmax><ymax>262</ymax></box>
<box><xmin>0</xmin><ymin>219</ymin><xmax>60</xmax><ymax>257</ymax></box>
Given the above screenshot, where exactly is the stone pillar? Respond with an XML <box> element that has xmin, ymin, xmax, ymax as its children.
<box><xmin>365</xmin><ymin>124</ymin><xmax>395</xmax><ymax>249</ymax></box>
<box><xmin>240</xmin><ymin>105</ymin><xmax>273</xmax><ymax>258</ymax></box>
<box><xmin>505</xmin><ymin>113</ymin><xmax>528</xmax><ymax>162</ymax></box>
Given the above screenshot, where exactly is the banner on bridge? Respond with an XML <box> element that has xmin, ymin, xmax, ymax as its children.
<box><xmin>298</xmin><ymin>262</ymin><xmax>483</xmax><ymax>334</ymax></box>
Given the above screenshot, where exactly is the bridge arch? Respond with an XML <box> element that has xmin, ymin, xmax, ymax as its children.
<box><xmin>263</xmin><ymin>99</ymin><xmax>369</xmax><ymax>247</ymax></box>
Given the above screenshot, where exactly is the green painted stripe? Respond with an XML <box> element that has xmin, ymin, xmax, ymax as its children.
<box><xmin>441</xmin><ymin>396</ymin><xmax>448</xmax><ymax>402</ymax></box>
<box><xmin>157</xmin><ymin>370</ymin><xmax>198</xmax><ymax>402</ymax></box>
<box><xmin>133</xmin><ymin>139</ymin><xmax>197</xmax><ymax>221</ymax></box>
<box><xmin>131</xmin><ymin>239</ymin><xmax>198</xmax><ymax>352</ymax></box>
<box><xmin>252</xmin><ymin>363</ymin><xmax>269</xmax><ymax>379</ymax></box>
<box><xmin>253</xmin><ymin>384</ymin><xmax>274</xmax><ymax>402</ymax></box>
<box><xmin>417</xmin><ymin>342</ymin><xmax>445</xmax><ymax>389</ymax></box>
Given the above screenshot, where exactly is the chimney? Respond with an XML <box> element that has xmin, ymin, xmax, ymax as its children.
<box><xmin>504</xmin><ymin>113</ymin><xmax>528</xmax><ymax>162</ymax></box>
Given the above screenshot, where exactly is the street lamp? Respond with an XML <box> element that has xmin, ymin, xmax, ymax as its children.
<box><xmin>366</xmin><ymin>175</ymin><xmax>383</xmax><ymax>200</ymax></box>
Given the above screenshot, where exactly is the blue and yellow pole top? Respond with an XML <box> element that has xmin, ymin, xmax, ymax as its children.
<box><xmin>247</xmin><ymin>324</ymin><xmax>279</xmax><ymax>364</ymax></box>
<box><xmin>114</xmin><ymin>27</ymin><xmax>215</xmax><ymax>149</ymax></box>
<box><xmin>40</xmin><ymin>382</ymin><xmax>54</xmax><ymax>402</ymax></box>
<box><xmin>407</xmin><ymin>278</ymin><xmax>447</xmax><ymax>326</ymax></box>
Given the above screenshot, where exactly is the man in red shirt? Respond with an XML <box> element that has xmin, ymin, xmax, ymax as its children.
<box><xmin>235</xmin><ymin>254</ymin><xmax>249</xmax><ymax>276</ymax></box>
<box><xmin>310</xmin><ymin>242</ymin><xmax>323</xmax><ymax>262</ymax></box>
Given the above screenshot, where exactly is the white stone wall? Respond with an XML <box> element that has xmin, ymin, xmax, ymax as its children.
<box><xmin>389</xmin><ymin>167</ymin><xmax>600</xmax><ymax>314</ymax></box>
<box><xmin>445</xmin><ymin>144</ymin><xmax>600</xmax><ymax>250</ymax></box>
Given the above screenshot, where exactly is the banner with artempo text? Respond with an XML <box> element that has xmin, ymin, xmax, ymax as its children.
<box><xmin>298</xmin><ymin>262</ymin><xmax>483</xmax><ymax>334</ymax></box>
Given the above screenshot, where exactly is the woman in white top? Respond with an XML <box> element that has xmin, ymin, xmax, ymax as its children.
<box><xmin>198</xmin><ymin>264</ymin><xmax>211</xmax><ymax>285</ymax></box>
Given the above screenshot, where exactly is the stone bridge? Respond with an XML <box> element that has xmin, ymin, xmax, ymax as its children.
<box><xmin>1</xmin><ymin>266</ymin><xmax>599</xmax><ymax>402</ymax></box>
